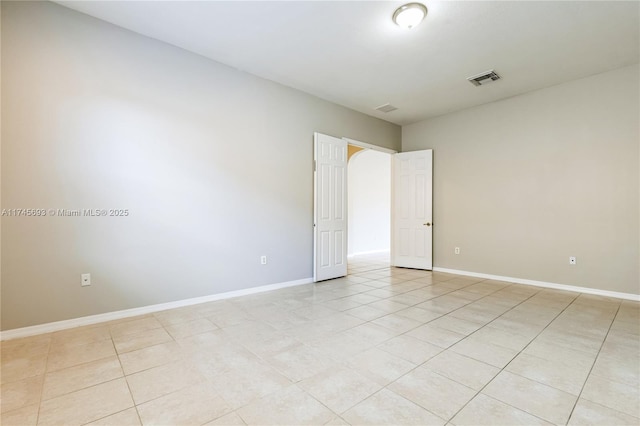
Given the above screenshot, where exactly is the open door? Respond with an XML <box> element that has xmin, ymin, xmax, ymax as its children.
<box><xmin>393</xmin><ymin>150</ymin><xmax>433</xmax><ymax>270</ymax></box>
<box><xmin>313</xmin><ymin>132</ymin><xmax>348</xmax><ymax>282</ymax></box>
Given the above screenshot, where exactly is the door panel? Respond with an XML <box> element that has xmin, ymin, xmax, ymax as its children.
<box><xmin>314</xmin><ymin>132</ymin><xmax>348</xmax><ymax>281</ymax></box>
<box><xmin>393</xmin><ymin>150</ymin><xmax>433</xmax><ymax>270</ymax></box>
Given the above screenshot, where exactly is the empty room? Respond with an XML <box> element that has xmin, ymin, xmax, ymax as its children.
<box><xmin>1</xmin><ymin>1</ymin><xmax>638</xmax><ymax>425</ymax></box>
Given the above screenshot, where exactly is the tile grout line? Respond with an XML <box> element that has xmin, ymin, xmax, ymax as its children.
<box><xmin>35</xmin><ymin>333</ymin><xmax>58</xmax><ymax>421</ymax></box>
<box><xmin>349</xmin><ymin>273</ymin><xmax>536</xmax><ymax>347</ymax></box>
<box><xmin>57</xmin><ymin>331</ymin><xmax>136</xmax><ymax>425</ymax></box>
<box><xmin>385</xmin><ymin>276</ymin><xmax>534</xmax><ymax>345</ymax></box>
<box><xmin>564</xmin><ymin>300</ymin><xmax>622</xmax><ymax>425</ymax></box>
<box><xmin>27</xmin><ymin>278</ymin><xmax>380</xmax><ymax>425</ymax></box>
<box><xmin>445</xmin><ymin>291</ymin><xmax>611</xmax><ymax>425</ymax></box>
<box><xmin>111</xmin><ymin>333</ymin><xmax>145</xmax><ymax>426</ymax></box>
<box><xmin>33</xmin><ymin>335</ymin><xmax>57</xmax><ymax>425</ymax></box>
<box><xmin>120</xmin><ymin>316</ymin><xmax>251</xmax><ymax>425</ymax></box>
<box><xmin>53</xmin><ymin>319</ymin><xmax>182</xmax><ymax>424</ymax></box>
<box><xmin>333</xmin><ymin>277</ymin><xmax>482</xmax><ymax>348</ymax></box>
<box><xmin>342</xmin><ymin>278</ymin><xmax>536</xmax><ymax>422</ymax></box>
<box><xmin>378</xmin><ymin>282</ymin><xmax>547</xmax><ymax>423</ymax></box>
<box><xmin>4</xmin><ymin>265</ymin><xmax>634</xmax><ymax>426</ymax></box>
<box><xmin>292</xmin><ymin>382</ymin><xmax>350</xmax><ymax>424</ymax></box>
<box><xmin>214</xmin><ymin>272</ymin><xmax>491</xmax><ymax>424</ymax></box>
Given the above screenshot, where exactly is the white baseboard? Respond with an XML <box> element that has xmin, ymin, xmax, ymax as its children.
<box><xmin>0</xmin><ymin>277</ymin><xmax>313</xmax><ymax>341</ymax></box>
<box><xmin>348</xmin><ymin>249</ymin><xmax>390</xmax><ymax>258</ymax></box>
<box><xmin>4</xmin><ymin>268</ymin><xmax>637</xmax><ymax>341</ymax></box>
<box><xmin>432</xmin><ymin>267</ymin><xmax>640</xmax><ymax>301</ymax></box>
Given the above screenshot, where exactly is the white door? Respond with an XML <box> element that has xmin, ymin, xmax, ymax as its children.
<box><xmin>314</xmin><ymin>132</ymin><xmax>348</xmax><ymax>281</ymax></box>
<box><xmin>393</xmin><ymin>150</ymin><xmax>433</xmax><ymax>270</ymax></box>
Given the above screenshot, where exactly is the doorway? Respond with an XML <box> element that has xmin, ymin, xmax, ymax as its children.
<box><xmin>313</xmin><ymin>132</ymin><xmax>432</xmax><ymax>282</ymax></box>
<box><xmin>347</xmin><ymin>147</ymin><xmax>391</xmax><ymax>274</ymax></box>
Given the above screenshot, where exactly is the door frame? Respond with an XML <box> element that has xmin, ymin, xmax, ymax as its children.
<box><xmin>342</xmin><ymin>138</ymin><xmax>397</xmax><ymax>155</ymax></box>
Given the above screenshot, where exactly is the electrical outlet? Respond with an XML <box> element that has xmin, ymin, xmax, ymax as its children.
<box><xmin>569</xmin><ymin>257</ymin><xmax>576</xmax><ymax>265</ymax></box>
<box><xmin>81</xmin><ymin>273</ymin><xmax>91</xmax><ymax>286</ymax></box>
<box><xmin>260</xmin><ymin>256</ymin><xmax>267</xmax><ymax>265</ymax></box>
<box><xmin>454</xmin><ymin>247</ymin><xmax>460</xmax><ymax>255</ymax></box>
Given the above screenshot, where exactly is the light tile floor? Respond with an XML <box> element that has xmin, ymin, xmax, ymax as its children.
<box><xmin>2</xmin><ymin>259</ymin><xmax>639</xmax><ymax>425</ymax></box>
<box><xmin>347</xmin><ymin>252</ymin><xmax>390</xmax><ymax>275</ymax></box>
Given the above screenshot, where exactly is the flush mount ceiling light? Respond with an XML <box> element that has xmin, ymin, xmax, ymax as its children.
<box><xmin>393</xmin><ymin>3</ymin><xmax>428</xmax><ymax>29</ymax></box>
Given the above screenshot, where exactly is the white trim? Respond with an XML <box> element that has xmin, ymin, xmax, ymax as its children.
<box><xmin>342</xmin><ymin>137</ymin><xmax>397</xmax><ymax>154</ymax></box>
<box><xmin>390</xmin><ymin>152</ymin><xmax>396</xmax><ymax>268</ymax></box>
<box><xmin>432</xmin><ymin>267</ymin><xmax>640</xmax><ymax>301</ymax></box>
<box><xmin>0</xmin><ymin>277</ymin><xmax>313</xmax><ymax>341</ymax></box>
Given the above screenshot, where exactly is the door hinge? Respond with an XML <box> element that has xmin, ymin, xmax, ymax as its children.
<box><xmin>314</xmin><ymin>160</ymin><xmax>316</xmax><ymax>172</ymax></box>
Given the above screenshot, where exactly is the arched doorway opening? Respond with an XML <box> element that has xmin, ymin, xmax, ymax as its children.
<box><xmin>347</xmin><ymin>147</ymin><xmax>391</xmax><ymax>273</ymax></box>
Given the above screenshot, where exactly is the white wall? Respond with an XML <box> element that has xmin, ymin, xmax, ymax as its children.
<box><xmin>403</xmin><ymin>65</ymin><xmax>639</xmax><ymax>295</ymax></box>
<box><xmin>0</xmin><ymin>1</ymin><xmax>400</xmax><ymax>330</ymax></box>
<box><xmin>347</xmin><ymin>150</ymin><xmax>391</xmax><ymax>256</ymax></box>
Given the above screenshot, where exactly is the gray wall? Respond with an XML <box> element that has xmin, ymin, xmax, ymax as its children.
<box><xmin>1</xmin><ymin>1</ymin><xmax>400</xmax><ymax>330</ymax></box>
<box><xmin>403</xmin><ymin>65</ymin><xmax>639</xmax><ymax>295</ymax></box>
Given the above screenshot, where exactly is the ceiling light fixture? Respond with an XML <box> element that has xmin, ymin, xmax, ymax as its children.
<box><xmin>392</xmin><ymin>3</ymin><xmax>428</xmax><ymax>29</ymax></box>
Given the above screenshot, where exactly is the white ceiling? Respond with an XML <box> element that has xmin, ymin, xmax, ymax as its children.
<box><xmin>56</xmin><ymin>1</ymin><xmax>639</xmax><ymax>126</ymax></box>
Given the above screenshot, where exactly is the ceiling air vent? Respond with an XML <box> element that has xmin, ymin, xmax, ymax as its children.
<box><xmin>467</xmin><ymin>70</ymin><xmax>501</xmax><ymax>86</ymax></box>
<box><xmin>375</xmin><ymin>103</ymin><xmax>398</xmax><ymax>113</ymax></box>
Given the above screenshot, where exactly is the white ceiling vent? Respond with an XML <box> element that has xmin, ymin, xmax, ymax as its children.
<box><xmin>375</xmin><ymin>103</ymin><xmax>398</xmax><ymax>113</ymax></box>
<box><xmin>467</xmin><ymin>70</ymin><xmax>501</xmax><ymax>86</ymax></box>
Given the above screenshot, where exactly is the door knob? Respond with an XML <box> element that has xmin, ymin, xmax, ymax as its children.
<box><xmin>424</xmin><ymin>222</ymin><xmax>431</xmax><ymax>226</ymax></box>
